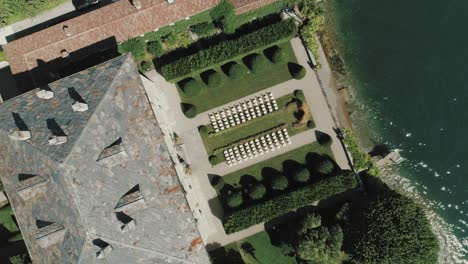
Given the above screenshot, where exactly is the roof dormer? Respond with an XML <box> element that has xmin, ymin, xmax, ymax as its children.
<box><xmin>17</xmin><ymin>174</ymin><xmax>47</xmax><ymax>200</ymax></box>
<box><xmin>35</xmin><ymin>220</ymin><xmax>66</xmax><ymax>248</ymax></box>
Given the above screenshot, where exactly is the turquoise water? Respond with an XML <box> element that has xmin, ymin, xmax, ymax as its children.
<box><xmin>329</xmin><ymin>0</ymin><xmax>468</xmax><ymax>258</ymax></box>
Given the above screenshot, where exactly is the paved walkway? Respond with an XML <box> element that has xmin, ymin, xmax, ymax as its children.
<box><xmin>0</xmin><ymin>1</ymin><xmax>75</xmax><ymax>45</ymax></box>
<box><xmin>142</xmin><ymin>37</ymin><xmax>350</xmax><ymax>248</ymax></box>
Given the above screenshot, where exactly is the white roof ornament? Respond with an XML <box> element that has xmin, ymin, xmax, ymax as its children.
<box><xmin>36</xmin><ymin>89</ymin><xmax>54</xmax><ymax>100</ymax></box>
<box><xmin>9</xmin><ymin>130</ymin><xmax>31</xmax><ymax>141</ymax></box>
<box><xmin>72</xmin><ymin>101</ymin><xmax>88</xmax><ymax>112</ymax></box>
<box><xmin>48</xmin><ymin>135</ymin><xmax>68</xmax><ymax>145</ymax></box>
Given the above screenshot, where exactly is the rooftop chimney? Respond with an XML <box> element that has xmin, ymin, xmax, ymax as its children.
<box><xmin>63</xmin><ymin>25</ymin><xmax>72</xmax><ymax>37</ymax></box>
<box><xmin>130</xmin><ymin>0</ymin><xmax>141</xmax><ymax>9</ymax></box>
<box><xmin>96</xmin><ymin>244</ymin><xmax>113</xmax><ymax>259</ymax></box>
<box><xmin>36</xmin><ymin>89</ymin><xmax>54</xmax><ymax>100</ymax></box>
<box><xmin>72</xmin><ymin>101</ymin><xmax>88</xmax><ymax>112</ymax></box>
<box><xmin>49</xmin><ymin>135</ymin><xmax>68</xmax><ymax>145</ymax></box>
<box><xmin>167</xmin><ymin>0</ymin><xmax>175</xmax><ymax>4</ymax></box>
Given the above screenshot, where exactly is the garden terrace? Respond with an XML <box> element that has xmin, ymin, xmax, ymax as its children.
<box><xmin>200</xmin><ymin>91</ymin><xmax>315</xmax><ymax>164</ymax></box>
<box><xmin>178</xmin><ymin>41</ymin><xmax>301</xmax><ymax>116</ymax></box>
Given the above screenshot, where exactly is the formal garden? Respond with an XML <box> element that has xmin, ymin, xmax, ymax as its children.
<box><xmin>199</xmin><ymin>90</ymin><xmax>314</xmax><ymax>165</ymax></box>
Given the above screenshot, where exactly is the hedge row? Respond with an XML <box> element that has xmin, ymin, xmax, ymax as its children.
<box><xmin>161</xmin><ymin>19</ymin><xmax>297</xmax><ymax>80</ymax></box>
<box><xmin>223</xmin><ymin>173</ymin><xmax>358</xmax><ymax>234</ymax></box>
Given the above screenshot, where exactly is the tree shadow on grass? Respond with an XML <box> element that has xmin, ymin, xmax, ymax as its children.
<box><xmin>261</xmin><ymin>167</ymin><xmax>281</xmax><ymax>183</ymax></box>
<box><xmin>282</xmin><ymin>160</ymin><xmax>302</xmax><ymax>178</ymax></box>
<box><xmin>239</xmin><ymin>175</ymin><xmax>258</xmax><ymax>192</ymax></box>
<box><xmin>221</xmin><ymin>61</ymin><xmax>237</xmax><ymax>76</ymax></box>
<box><xmin>200</xmin><ymin>69</ymin><xmax>217</xmax><ymax>85</ymax></box>
<box><xmin>305</xmin><ymin>152</ymin><xmax>322</xmax><ymax>171</ymax></box>
<box><xmin>209</xmin><ymin>245</ymin><xmax>244</xmax><ymax>264</ymax></box>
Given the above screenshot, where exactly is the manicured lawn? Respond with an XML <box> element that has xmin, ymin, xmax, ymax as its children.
<box><xmin>200</xmin><ymin>92</ymin><xmax>314</xmax><ymax>159</ymax></box>
<box><xmin>0</xmin><ymin>0</ymin><xmax>68</xmax><ymax>26</ymax></box>
<box><xmin>0</xmin><ymin>205</ymin><xmax>19</xmax><ymax>234</ymax></box>
<box><xmin>0</xmin><ymin>51</ymin><xmax>6</xmax><ymax>62</ymax></box>
<box><xmin>221</xmin><ymin>142</ymin><xmax>333</xmax><ymax>186</ymax></box>
<box><xmin>177</xmin><ymin>41</ymin><xmax>298</xmax><ymax>114</ymax></box>
<box><xmin>211</xmin><ymin>231</ymin><xmax>296</xmax><ymax>264</ymax></box>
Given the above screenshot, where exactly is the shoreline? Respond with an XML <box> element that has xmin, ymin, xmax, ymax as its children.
<box><xmin>315</xmin><ymin>22</ymin><xmax>468</xmax><ymax>263</ymax></box>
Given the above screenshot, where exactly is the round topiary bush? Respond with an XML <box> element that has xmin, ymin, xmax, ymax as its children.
<box><xmin>307</xmin><ymin>120</ymin><xmax>315</xmax><ymax>129</ymax></box>
<box><xmin>182</xmin><ymin>79</ymin><xmax>203</xmax><ymax>96</ymax></box>
<box><xmin>317</xmin><ymin>159</ymin><xmax>334</xmax><ymax>174</ymax></box>
<box><xmin>270</xmin><ymin>174</ymin><xmax>289</xmax><ymax>191</ymax></box>
<box><xmin>289</xmin><ymin>63</ymin><xmax>306</xmax><ymax>80</ymax></box>
<box><xmin>228</xmin><ymin>63</ymin><xmax>245</xmax><ymax>80</ymax></box>
<box><xmin>294</xmin><ymin>90</ymin><xmax>305</xmax><ymax>100</ymax></box>
<box><xmin>198</xmin><ymin>125</ymin><xmax>208</xmax><ymax>134</ymax></box>
<box><xmin>181</xmin><ymin>103</ymin><xmax>197</xmax><ymax>118</ymax></box>
<box><xmin>147</xmin><ymin>40</ymin><xmax>164</xmax><ymax>57</ymax></box>
<box><xmin>293</xmin><ymin>167</ymin><xmax>311</xmax><ymax>183</ymax></box>
<box><xmin>207</xmin><ymin>72</ymin><xmax>224</xmax><ymax>88</ymax></box>
<box><xmin>211</xmin><ymin>175</ymin><xmax>225</xmax><ymax>192</ymax></box>
<box><xmin>317</xmin><ymin>132</ymin><xmax>332</xmax><ymax>146</ymax></box>
<box><xmin>270</xmin><ymin>47</ymin><xmax>287</xmax><ymax>64</ymax></box>
<box><xmin>225</xmin><ymin>190</ymin><xmax>243</xmax><ymax>208</ymax></box>
<box><xmin>209</xmin><ymin>155</ymin><xmax>219</xmax><ymax>165</ymax></box>
<box><xmin>248</xmin><ymin>54</ymin><xmax>269</xmax><ymax>73</ymax></box>
<box><xmin>248</xmin><ymin>183</ymin><xmax>267</xmax><ymax>200</ymax></box>
<box><xmin>141</xmin><ymin>60</ymin><xmax>154</xmax><ymax>72</ymax></box>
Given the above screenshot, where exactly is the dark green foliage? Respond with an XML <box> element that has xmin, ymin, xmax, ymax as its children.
<box><xmin>210</xmin><ymin>0</ymin><xmax>234</xmax><ymax>23</ymax></box>
<box><xmin>248</xmin><ymin>183</ymin><xmax>267</xmax><ymax>200</ymax></box>
<box><xmin>299</xmin><ymin>212</ymin><xmax>321</xmax><ymax>232</ymax></box>
<box><xmin>181</xmin><ymin>103</ymin><xmax>197</xmax><ymax>118</ymax></box>
<box><xmin>247</xmin><ymin>54</ymin><xmax>269</xmax><ymax>73</ymax></box>
<box><xmin>161</xmin><ymin>19</ymin><xmax>297</xmax><ymax>80</ymax></box>
<box><xmin>317</xmin><ymin>132</ymin><xmax>332</xmax><ymax>146</ymax></box>
<box><xmin>207</xmin><ymin>71</ymin><xmax>224</xmax><ymax>88</ymax></box>
<box><xmin>9</xmin><ymin>253</ymin><xmax>31</xmax><ymax>264</ymax></box>
<box><xmin>223</xmin><ymin>174</ymin><xmax>358</xmax><ymax>233</ymax></box>
<box><xmin>293</xmin><ymin>167</ymin><xmax>310</xmax><ymax>183</ymax></box>
<box><xmin>294</xmin><ymin>89</ymin><xmax>305</xmax><ymax>100</ymax></box>
<box><xmin>226</xmin><ymin>190</ymin><xmax>243</xmax><ymax>208</ymax></box>
<box><xmin>289</xmin><ymin>63</ymin><xmax>306</xmax><ymax>80</ymax></box>
<box><xmin>346</xmin><ymin>181</ymin><xmax>439</xmax><ymax>264</ymax></box>
<box><xmin>307</xmin><ymin>120</ymin><xmax>315</xmax><ymax>129</ymax></box>
<box><xmin>211</xmin><ymin>175</ymin><xmax>225</xmax><ymax>192</ymax></box>
<box><xmin>227</xmin><ymin>63</ymin><xmax>246</xmax><ymax>79</ymax></box>
<box><xmin>270</xmin><ymin>47</ymin><xmax>287</xmax><ymax>63</ymax></box>
<box><xmin>191</xmin><ymin>22</ymin><xmax>217</xmax><ymax>38</ymax></box>
<box><xmin>181</xmin><ymin>79</ymin><xmax>203</xmax><ymax>96</ymax></box>
<box><xmin>0</xmin><ymin>0</ymin><xmax>67</xmax><ymax>26</ymax></box>
<box><xmin>118</xmin><ymin>37</ymin><xmax>146</xmax><ymax>60</ymax></box>
<box><xmin>141</xmin><ymin>60</ymin><xmax>154</xmax><ymax>72</ymax></box>
<box><xmin>198</xmin><ymin>125</ymin><xmax>208</xmax><ymax>134</ymax></box>
<box><xmin>147</xmin><ymin>40</ymin><xmax>164</xmax><ymax>57</ymax></box>
<box><xmin>317</xmin><ymin>159</ymin><xmax>334</xmax><ymax>175</ymax></box>
<box><xmin>296</xmin><ymin>225</ymin><xmax>343</xmax><ymax>263</ymax></box>
<box><xmin>269</xmin><ymin>174</ymin><xmax>288</xmax><ymax>191</ymax></box>
<box><xmin>209</xmin><ymin>155</ymin><xmax>219</xmax><ymax>165</ymax></box>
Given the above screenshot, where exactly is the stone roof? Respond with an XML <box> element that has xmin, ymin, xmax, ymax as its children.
<box><xmin>0</xmin><ymin>54</ymin><xmax>209</xmax><ymax>264</ymax></box>
<box><xmin>3</xmin><ymin>0</ymin><xmax>277</xmax><ymax>78</ymax></box>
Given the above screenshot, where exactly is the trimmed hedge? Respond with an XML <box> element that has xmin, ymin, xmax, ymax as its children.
<box><xmin>198</xmin><ymin>125</ymin><xmax>208</xmax><ymax>134</ymax></box>
<box><xmin>289</xmin><ymin>63</ymin><xmax>306</xmax><ymax>80</ymax></box>
<box><xmin>209</xmin><ymin>155</ymin><xmax>219</xmax><ymax>165</ymax></box>
<box><xmin>147</xmin><ymin>40</ymin><xmax>164</xmax><ymax>57</ymax></box>
<box><xmin>226</xmin><ymin>190</ymin><xmax>243</xmax><ymax>208</ymax></box>
<box><xmin>248</xmin><ymin>183</ymin><xmax>267</xmax><ymax>200</ymax></box>
<box><xmin>293</xmin><ymin>167</ymin><xmax>311</xmax><ymax>183</ymax></box>
<box><xmin>141</xmin><ymin>60</ymin><xmax>154</xmax><ymax>72</ymax></box>
<box><xmin>270</xmin><ymin>174</ymin><xmax>289</xmax><ymax>191</ymax></box>
<box><xmin>270</xmin><ymin>47</ymin><xmax>287</xmax><ymax>63</ymax></box>
<box><xmin>207</xmin><ymin>72</ymin><xmax>224</xmax><ymax>88</ymax></box>
<box><xmin>182</xmin><ymin>103</ymin><xmax>197</xmax><ymax>118</ymax></box>
<box><xmin>161</xmin><ymin>19</ymin><xmax>297</xmax><ymax>80</ymax></box>
<box><xmin>307</xmin><ymin>120</ymin><xmax>315</xmax><ymax>129</ymax></box>
<box><xmin>227</xmin><ymin>63</ymin><xmax>246</xmax><ymax>79</ymax></box>
<box><xmin>181</xmin><ymin>79</ymin><xmax>203</xmax><ymax>96</ymax></box>
<box><xmin>223</xmin><ymin>174</ymin><xmax>358</xmax><ymax>234</ymax></box>
<box><xmin>247</xmin><ymin>54</ymin><xmax>269</xmax><ymax>73</ymax></box>
<box><xmin>191</xmin><ymin>22</ymin><xmax>217</xmax><ymax>38</ymax></box>
<box><xmin>317</xmin><ymin>159</ymin><xmax>334</xmax><ymax>175</ymax></box>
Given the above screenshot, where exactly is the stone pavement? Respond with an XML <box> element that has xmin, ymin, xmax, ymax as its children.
<box><xmin>142</xmin><ymin>37</ymin><xmax>350</xmax><ymax>248</ymax></box>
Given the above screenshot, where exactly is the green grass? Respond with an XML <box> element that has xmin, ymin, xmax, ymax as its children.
<box><xmin>0</xmin><ymin>0</ymin><xmax>68</xmax><ymax>26</ymax></box>
<box><xmin>0</xmin><ymin>51</ymin><xmax>6</xmax><ymax>62</ymax></box>
<box><xmin>0</xmin><ymin>205</ymin><xmax>19</xmax><ymax>234</ymax></box>
<box><xmin>212</xmin><ymin>231</ymin><xmax>296</xmax><ymax>264</ymax></box>
<box><xmin>222</xmin><ymin>142</ymin><xmax>333</xmax><ymax>186</ymax></box>
<box><xmin>178</xmin><ymin>41</ymin><xmax>297</xmax><ymax>114</ymax></box>
<box><xmin>200</xmin><ymin>92</ymin><xmax>314</xmax><ymax>160</ymax></box>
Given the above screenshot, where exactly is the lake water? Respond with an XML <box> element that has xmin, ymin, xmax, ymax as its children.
<box><xmin>328</xmin><ymin>0</ymin><xmax>468</xmax><ymax>260</ymax></box>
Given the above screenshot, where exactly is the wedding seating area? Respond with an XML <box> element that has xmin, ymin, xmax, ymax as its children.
<box><xmin>209</xmin><ymin>92</ymin><xmax>278</xmax><ymax>133</ymax></box>
<box><xmin>223</xmin><ymin>128</ymin><xmax>291</xmax><ymax>166</ymax></box>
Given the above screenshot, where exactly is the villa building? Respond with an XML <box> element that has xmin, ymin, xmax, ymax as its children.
<box><xmin>0</xmin><ymin>54</ymin><xmax>210</xmax><ymax>263</ymax></box>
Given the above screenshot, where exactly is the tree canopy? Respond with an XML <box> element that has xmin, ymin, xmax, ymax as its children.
<box><xmin>296</xmin><ymin>225</ymin><xmax>343</xmax><ymax>264</ymax></box>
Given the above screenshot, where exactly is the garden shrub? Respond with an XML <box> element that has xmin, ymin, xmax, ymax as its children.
<box><xmin>307</xmin><ymin>120</ymin><xmax>315</xmax><ymax>129</ymax></box>
<box><xmin>209</xmin><ymin>155</ymin><xmax>219</xmax><ymax>165</ymax></box>
<box><xmin>294</xmin><ymin>89</ymin><xmax>305</xmax><ymax>100</ymax></box>
<box><xmin>228</xmin><ymin>63</ymin><xmax>246</xmax><ymax>79</ymax></box>
<box><xmin>317</xmin><ymin>159</ymin><xmax>334</xmax><ymax>175</ymax></box>
<box><xmin>207</xmin><ymin>71</ymin><xmax>224</xmax><ymax>88</ymax></box>
<box><xmin>198</xmin><ymin>125</ymin><xmax>208</xmax><ymax>134</ymax></box>
<box><xmin>162</xmin><ymin>31</ymin><xmax>192</xmax><ymax>50</ymax></box>
<box><xmin>225</xmin><ymin>190</ymin><xmax>243</xmax><ymax>208</ymax></box>
<box><xmin>270</xmin><ymin>47</ymin><xmax>287</xmax><ymax>63</ymax></box>
<box><xmin>147</xmin><ymin>40</ymin><xmax>164</xmax><ymax>57</ymax></box>
<box><xmin>210</xmin><ymin>0</ymin><xmax>234</xmax><ymax>23</ymax></box>
<box><xmin>181</xmin><ymin>103</ymin><xmax>197</xmax><ymax>118</ymax></box>
<box><xmin>270</xmin><ymin>174</ymin><xmax>288</xmax><ymax>191</ymax></box>
<box><xmin>248</xmin><ymin>183</ymin><xmax>267</xmax><ymax>200</ymax></box>
<box><xmin>247</xmin><ymin>54</ymin><xmax>269</xmax><ymax>73</ymax></box>
<box><xmin>299</xmin><ymin>212</ymin><xmax>322</xmax><ymax>232</ymax></box>
<box><xmin>317</xmin><ymin>132</ymin><xmax>332</xmax><ymax>146</ymax></box>
<box><xmin>118</xmin><ymin>37</ymin><xmax>146</xmax><ymax>60</ymax></box>
<box><xmin>181</xmin><ymin>79</ymin><xmax>203</xmax><ymax>96</ymax></box>
<box><xmin>191</xmin><ymin>22</ymin><xmax>217</xmax><ymax>38</ymax></box>
<box><xmin>289</xmin><ymin>63</ymin><xmax>306</xmax><ymax>80</ymax></box>
<box><xmin>223</xmin><ymin>173</ymin><xmax>358</xmax><ymax>233</ymax></box>
<box><xmin>293</xmin><ymin>167</ymin><xmax>311</xmax><ymax>183</ymax></box>
<box><xmin>141</xmin><ymin>60</ymin><xmax>154</xmax><ymax>72</ymax></box>
<box><xmin>161</xmin><ymin>19</ymin><xmax>297</xmax><ymax>80</ymax></box>
<box><xmin>211</xmin><ymin>175</ymin><xmax>225</xmax><ymax>192</ymax></box>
